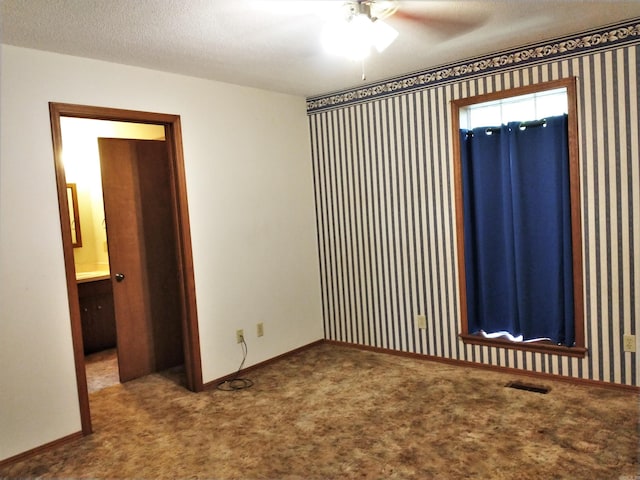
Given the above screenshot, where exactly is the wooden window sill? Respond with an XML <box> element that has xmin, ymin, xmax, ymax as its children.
<box><xmin>459</xmin><ymin>334</ymin><xmax>588</xmax><ymax>358</ymax></box>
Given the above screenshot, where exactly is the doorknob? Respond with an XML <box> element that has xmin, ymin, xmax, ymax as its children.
<box><xmin>115</xmin><ymin>273</ymin><xmax>125</xmax><ymax>282</ymax></box>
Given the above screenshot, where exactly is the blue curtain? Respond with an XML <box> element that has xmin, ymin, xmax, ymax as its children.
<box><xmin>460</xmin><ymin>114</ymin><xmax>574</xmax><ymax>346</ymax></box>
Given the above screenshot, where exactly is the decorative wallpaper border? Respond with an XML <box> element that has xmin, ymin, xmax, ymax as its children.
<box><xmin>306</xmin><ymin>18</ymin><xmax>640</xmax><ymax>113</ymax></box>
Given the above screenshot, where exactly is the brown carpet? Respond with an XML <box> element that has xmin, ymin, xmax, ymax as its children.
<box><xmin>2</xmin><ymin>343</ymin><xmax>638</xmax><ymax>479</ymax></box>
<box><xmin>85</xmin><ymin>348</ymin><xmax>120</xmax><ymax>394</ymax></box>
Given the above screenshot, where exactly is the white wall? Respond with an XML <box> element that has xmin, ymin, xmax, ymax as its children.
<box><xmin>0</xmin><ymin>45</ymin><xmax>323</xmax><ymax>461</ymax></box>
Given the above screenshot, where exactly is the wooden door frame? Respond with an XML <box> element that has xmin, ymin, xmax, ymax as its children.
<box><xmin>49</xmin><ymin>102</ymin><xmax>203</xmax><ymax>435</ymax></box>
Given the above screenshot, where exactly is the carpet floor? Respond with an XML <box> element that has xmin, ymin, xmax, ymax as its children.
<box><xmin>85</xmin><ymin>348</ymin><xmax>120</xmax><ymax>394</ymax></box>
<box><xmin>1</xmin><ymin>343</ymin><xmax>638</xmax><ymax>479</ymax></box>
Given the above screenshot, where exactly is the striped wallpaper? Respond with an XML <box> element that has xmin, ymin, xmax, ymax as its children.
<box><xmin>307</xmin><ymin>20</ymin><xmax>639</xmax><ymax>387</ymax></box>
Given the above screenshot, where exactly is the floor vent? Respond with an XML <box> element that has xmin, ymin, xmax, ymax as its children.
<box><xmin>505</xmin><ymin>381</ymin><xmax>550</xmax><ymax>394</ymax></box>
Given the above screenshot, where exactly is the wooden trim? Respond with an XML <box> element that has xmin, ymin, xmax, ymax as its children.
<box><xmin>47</xmin><ymin>103</ymin><xmax>180</xmax><ymax>124</ymax></box>
<box><xmin>48</xmin><ymin>103</ymin><xmax>203</xmax><ymax>435</ymax></box>
<box><xmin>203</xmin><ymin>340</ymin><xmax>325</xmax><ymax>390</ymax></box>
<box><xmin>565</xmin><ymin>78</ymin><xmax>585</xmax><ymax>349</ymax></box>
<box><xmin>326</xmin><ymin>340</ymin><xmax>639</xmax><ymax>393</ymax></box>
<box><xmin>0</xmin><ymin>431</ymin><xmax>83</xmax><ymax>468</ymax></box>
<box><xmin>451</xmin><ymin>77</ymin><xmax>579</xmax><ymax>108</ymax></box>
<box><xmin>450</xmin><ymin>90</ymin><xmax>467</xmax><ymax>337</ymax></box>
<box><xmin>450</xmin><ymin>77</ymin><xmax>585</xmax><ymax>352</ymax></box>
<box><xmin>48</xmin><ymin>104</ymin><xmax>92</xmax><ymax>435</ymax></box>
<box><xmin>164</xmin><ymin>117</ymin><xmax>203</xmax><ymax>392</ymax></box>
<box><xmin>458</xmin><ymin>333</ymin><xmax>587</xmax><ymax>358</ymax></box>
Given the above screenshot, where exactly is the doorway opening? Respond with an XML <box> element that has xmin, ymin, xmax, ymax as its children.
<box><xmin>50</xmin><ymin>103</ymin><xmax>203</xmax><ymax>435</ymax></box>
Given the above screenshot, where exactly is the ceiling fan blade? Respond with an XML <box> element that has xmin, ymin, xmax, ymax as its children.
<box><xmin>391</xmin><ymin>9</ymin><xmax>485</xmax><ymax>37</ymax></box>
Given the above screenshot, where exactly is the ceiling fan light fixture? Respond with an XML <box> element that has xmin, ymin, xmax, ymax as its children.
<box><xmin>371</xmin><ymin>18</ymin><xmax>398</xmax><ymax>53</ymax></box>
<box><xmin>321</xmin><ymin>16</ymin><xmax>368</xmax><ymax>61</ymax></box>
<box><xmin>321</xmin><ymin>3</ymin><xmax>398</xmax><ymax>62</ymax></box>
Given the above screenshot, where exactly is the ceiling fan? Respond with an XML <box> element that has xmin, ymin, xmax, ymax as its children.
<box><xmin>347</xmin><ymin>0</ymin><xmax>399</xmax><ymax>22</ymax></box>
<box><xmin>322</xmin><ymin>0</ymin><xmax>480</xmax><ymax>63</ymax></box>
<box><xmin>358</xmin><ymin>0</ymin><xmax>480</xmax><ymax>33</ymax></box>
<box><xmin>321</xmin><ymin>1</ymin><xmax>398</xmax><ymax>63</ymax></box>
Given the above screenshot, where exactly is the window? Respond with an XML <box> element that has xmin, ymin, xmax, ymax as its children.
<box><xmin>452</xmin><ymin>78</ymin><xmax>586</xmax><ymax>357</ymax></box>
<box><xmin>460</xmin><ymin>88</ymin><xmax>568</xmax><ymax>130</ymax></box>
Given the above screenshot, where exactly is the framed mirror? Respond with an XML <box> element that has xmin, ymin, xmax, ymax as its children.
<box><xmin>66</xmin><ymin>183</ymin><xmax>82</xmax><ymax>248</ymax></box>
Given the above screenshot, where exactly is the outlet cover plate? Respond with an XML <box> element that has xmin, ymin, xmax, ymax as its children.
<box><xmin>236</xmin><ymin>329</ymin><xmax>244</xmax><ymax>344</ymax></box>
<box><xmin>623</xmin><ymin>334</ymin><xmax>636</xmax><ymax>352</ymax></box>
<box><xmin>257</xmin><ymin>322</ymin><xmax>264</xmax><ymax>337</ymax></box>
<box><xmin>416</xmin><ymin>314</ymin><xmax>427</xmax><ymax>329</ymax></box>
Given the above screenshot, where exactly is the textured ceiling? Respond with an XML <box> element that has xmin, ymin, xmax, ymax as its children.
<box><xmin>2</xmin><ymin>0</ymin><xmax>640</xmax><ymax>97</ymax></box>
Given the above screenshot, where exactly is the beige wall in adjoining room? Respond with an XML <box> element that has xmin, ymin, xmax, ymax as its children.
<box><xmin>63</xmin><ymin>118</ymin><xmax>166</xmax><ymax>274</ymax></box>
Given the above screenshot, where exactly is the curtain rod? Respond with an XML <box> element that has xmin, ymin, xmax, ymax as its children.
<box><xmin>465</xmin><ymin>119</ymin><xmax>548</xmax><ymax>136</ymax></box>
<box><xmin>519</xmin><ymin>119</ymin><xmax>547</xmax><ymax>128</ymax></box>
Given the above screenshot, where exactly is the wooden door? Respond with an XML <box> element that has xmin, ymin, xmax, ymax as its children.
<box><xmin>99</xmin><ymin>138</ymin><xmax>184</xmax><ymax>382</ymax></box>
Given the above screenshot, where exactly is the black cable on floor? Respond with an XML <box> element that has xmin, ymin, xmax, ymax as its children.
<box><xmin>216</xmin><ymin>335</ymin><xmax>254</xmax><ymax>391</ymax></box>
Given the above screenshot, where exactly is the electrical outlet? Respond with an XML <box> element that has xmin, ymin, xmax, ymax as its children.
<box><xmin>257</xmin><ymin>322</ymin><xmax>264</xmax><ymax>337</ymax></box>
<box><xmin>416</xmin><ymin>314</ymin><xmax>427</xmax><ymax>329</ymax></box>
<box><xmin>236</xmin><ymin>329</ymin><xmax>244</xmax><ymax>344</ymax></box>
<box><xmin>623</xmin><ymin>334</ymin><xmax>636</xmax><ymax>352</ymax></box>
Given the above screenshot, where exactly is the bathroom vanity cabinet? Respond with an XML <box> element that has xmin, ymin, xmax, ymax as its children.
<box><xmin>78</xmin><ymin>278</ymin><xmax>116</xmax><ymax>354</ymax></box>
